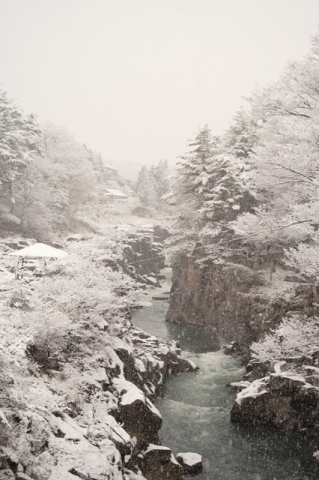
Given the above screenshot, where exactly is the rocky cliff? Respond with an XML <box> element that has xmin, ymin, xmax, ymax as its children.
<box><xmin>166</xmin><ymin>252</ymin><xmax>318</xmax><ymax>358</ymax></box>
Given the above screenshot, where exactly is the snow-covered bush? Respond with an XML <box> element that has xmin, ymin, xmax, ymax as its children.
<box><xmin>284</xmin><ymin>240</ymin><xmax>319</xmax><ymax>279</ymax></box>
<box><xmin>251</xmin><ymin>315</ymin><xmax>319</xmax><ymax>363</ymax></box>
<box><xmin>34</xmin><ymin>255</ymin><xmax>142</xmax><ymax>323</ymax></box>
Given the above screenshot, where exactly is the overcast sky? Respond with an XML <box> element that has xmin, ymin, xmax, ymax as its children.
<box><xmin>1</xmin><ymin>0</ymin><xmax>319</xmax><ymax>178</ymax></box>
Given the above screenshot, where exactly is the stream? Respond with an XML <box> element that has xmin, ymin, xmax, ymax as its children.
<box><xmin>132</xmin><ymin>267</ymin><xmax>319</xmax><ymax>480</ymax></box>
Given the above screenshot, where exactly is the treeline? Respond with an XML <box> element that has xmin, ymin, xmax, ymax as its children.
<box><xmin>0</xmin><ymin>89</ymin><xmax>123</xmax><ymax>240</ymax></box>
<box><xmin>171</xmin><ymin>31</ymin><xmax>319</xmax><ymax>279</ymax></box>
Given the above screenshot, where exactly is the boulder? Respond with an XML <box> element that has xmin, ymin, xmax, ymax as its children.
<box><xmin>176</xmin><ymin>452</ymin><xmax>203</xmax><ymax>475</ymax></box>
<box><xmin>114</xmin><ymin>378</ymin><xmax>162</xmax><ymax>443</ymax></box>
<box><xmin>231</xmin><ymin>372</ymin><xmax>319</xmax><ymax>432</ymax></box>
<box><xmin>140</xmin><ymin>444</ymin><xmax>183</xmax><ymax>480</ymax></box>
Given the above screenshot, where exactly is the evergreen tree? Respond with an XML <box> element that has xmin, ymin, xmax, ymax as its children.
<box><xmin>224</xmin><ymin>107</ymin><xmax>258</xmax><ymax>159</ymax></box>
<box><xmin>169</xmin><ymin>125</ymin><xmax>256</xmax><ymax>257</ymax></box>
<box><xmin>149</xmin><ymin>159</ymin><xmax>170</xmax><ymax>206</ymax></box>
<box><xmin>173</xmin><ymin>125</ymin><xmax>217</xmax><ymax>229</ymax></box>
<box><xmin>136</xmin><ymin>165</ymin><xmax>157</xmax><ymax>207</ymax></box>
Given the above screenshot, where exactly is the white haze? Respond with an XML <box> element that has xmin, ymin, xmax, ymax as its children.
<box><xmin>1</xmin><ymin>0</ymin><xmax>319</xmax><ymax>178</ymax></box>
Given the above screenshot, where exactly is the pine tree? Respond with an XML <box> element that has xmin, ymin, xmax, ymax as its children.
<box><xmin>224</xmin><ymin>107</ymin><xmax>258</xmax><ymax>159</ymax></box>
<box><xmin>150</xmin><ymin>159</ymin><xmax>170</xmax><ymax>206</ymax></box>
<box><xmin>136</xmin><ymin>165</ymin><xmax>157</xmax><ymax>207</ymax></box>
<box><xmin>173</xmin><ymin>125</ymin><xmax>217</xmax><ymax>226</ymax></box>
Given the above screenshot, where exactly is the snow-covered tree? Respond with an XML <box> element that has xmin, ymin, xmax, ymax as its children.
<box><xmin>169</xmin><ymin>125</ymin><xmax>255</xmax><ymax>255</ymax></box>
<box><xmin>41</xmin><ymin>123</ymin><xmax>97</xmax><ymax>217</ymax></box>
<box><xmin>0</xmin><ymin>89</ymin><xmax>42</xmax><ymax>225</ymax></box>
<box><xmin>149</xmin><ymin>159</ymin><xmax>170</xmax><ymax>206</ymax></box>
<box><xmin>136</xmin><ymin>165</ymin><xmax>157</xmax><ymax>208</ymax></box>
<box><xmin>230</xmin><ymin>32</ymin><xmax>319</xmax><ymax>276</ymax></box>
<box><xmin>172</xmin><ymin>125</ymin><xmax>218</xmax><ymax>233</ymax></box>
<box><xmin>224</xmin><ymin>107</ymin><xmax>259</xmax><ymax>159</ymax></box>
<box><xmin>251</xmin><ymin>315</ymin><xmax>319</xmax><ymax>363</ymax></box>
<box><xmin>12</xmin><ymin>123</ymin><xmax>102</xmax><ymax>238</ymax></box>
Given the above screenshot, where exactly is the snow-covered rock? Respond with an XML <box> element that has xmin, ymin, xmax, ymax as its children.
<box><xmin>139</xmin><ymin>444</ymin><xmax>183</xmax><ymax>480</ymax></box>
<box><xmin>176</xmin><ymin>452</ymin><xmax>203</xmax><ymax>475</ymax></box>
<box><xmin>231</xmin><ymin>372</ymin><xmax>319</xmax><ymax>432</ymax></box>
<box><xmin>113</xmin><ymin>377</ymin><xmax>162</xmax><ymax>443</ymax></box>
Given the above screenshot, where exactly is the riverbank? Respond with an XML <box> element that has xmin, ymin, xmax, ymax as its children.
<box><xmin>0</xmin><ymin>225</ymin><xmax>197</xmax><ymax>480</ymax></box>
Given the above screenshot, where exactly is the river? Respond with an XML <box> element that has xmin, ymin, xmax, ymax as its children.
<box><xmin>132</xmin><ymin>267</ymin><xmax>319</xmax><ymax>480</ymax></box>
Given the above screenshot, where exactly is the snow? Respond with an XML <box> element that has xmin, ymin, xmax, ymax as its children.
<box><xmin>170</xmin><ymin>454</ymin><xmax>180</xmax><ymax>465</ymax></box>
<box><xmin>113</xmin><ymin>377</ymin><xmax>145</xmax><ymax>405</ymax></box>
<box><xmin>134</xmin><ymin>357</ymin><xmax>146</xmax><ymax>373</ymax></box>
<box><xmin>91</xmin><ymin>367</ymin><xmax>110</xmax><ymax>383</ymax></box>
<box><xmin>146</xmin><ymin>398</ymin><xmax>161</xmax><ymax>418</ymax></box>
<box><xmin>271</xmin><ymin>372</ymin><xmax>306</xmax><ymax>383</ymax></box>
<box><xmin>274</xmin><ymin>361</ymin><xmax>287</xmax><ymax>373</ymax></box>
<box><xmin>125</xmin><ymin>473</ymin><xmax>147</xmax><ymax>480</ymax></box>
<box><xmin>0</xmin><ymin>409</ymin><xmax>10</xmax><ymax>426</ymax></box>
<box><xmin>104</xmin><ymin>346</ymin><xmax>124</xmax><ymax>373</ymax></box>
<box><xmin>177</xmin><ymin>452</ymin><xmax>202</xmax><ymax>466</ymax></box>
<box><xmin>235</xmin><ymin>377</ymin><xmax>269</xmax><ymax>405</ymax></box>
<box><xmin>144</xmin><ymin>444</ymin><xmax>170</xmax><ymax>454</ymax></box>
<box><xmin>105</xmin><ymin>188</ymin><xmax>128</xmax><ymax>198</ymax></box>
<box><xmin>113</xmin><ymin>376</ymin><xmax>162</xmax><ymax>417</ymax></box>
<box><xmin>9</xmin><ymin>243</ymin><xmax>68</xmax><ymax>258</ymax></box>
<box><xmin>121</xmin><ymin>388</ymin><xmax>145</xmax><ymax>406</ymax></box>
<box><xmin>229</xmin><ymin>381</ymin><xmax>251</xmax><ymax>391</ymax></box>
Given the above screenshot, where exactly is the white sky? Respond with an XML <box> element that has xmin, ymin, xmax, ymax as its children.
<box><xmin>1</xmin><ymin>0</ymin><xmax>319</xmax><ymax>178</ymax></box>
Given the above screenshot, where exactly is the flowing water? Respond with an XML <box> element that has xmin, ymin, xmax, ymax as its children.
<box><xmin>132</xmin><ymin>267</ymin><xmax>319</xmax><ymax>480</ymax></box>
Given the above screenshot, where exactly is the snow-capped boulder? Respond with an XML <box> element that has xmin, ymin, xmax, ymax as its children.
<box><xmin>139</xmin><ymin>444</ymin><xmax>183</xmax><ymax>480</ymax></box>
<box><xmin>144</xmin><ymin>275</ymin><xmax>159</xmax><ymax>287</ymax></box>
<box><xmin>176</xmin><ymin>452</ymin><xmax>203</xmax><ymax>475</ymax></box>
<box><xmin>113</xmin><ymin>378</ymin><xmax>162</xmax><ymax>443</ymax></box>
<box><xmin>231</xmin><ymin>372</ymin><xmax>319</xmax><ymax>432</ymax></box>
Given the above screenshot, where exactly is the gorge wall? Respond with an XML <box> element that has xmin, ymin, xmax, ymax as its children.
<box><xmin>166</xmin><ymin>253</ymin><xmax>319</xmax><ymax>358</ymax></box>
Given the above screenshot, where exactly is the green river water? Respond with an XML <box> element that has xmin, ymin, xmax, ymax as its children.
<box><xmin>132</xmin><ymin>268</ymin><xmax>319</xmax><ymax>480</ymax></box>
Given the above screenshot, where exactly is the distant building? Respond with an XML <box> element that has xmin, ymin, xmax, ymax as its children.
<box><xmin>103</xmin><ymin>162</ymin><xmax>118</xmax><ymax>172</ymax></box>
<box><xmin>105</xmin><ymin>188</ymin><xmax>128</xmax><ymax>199</ymax></box>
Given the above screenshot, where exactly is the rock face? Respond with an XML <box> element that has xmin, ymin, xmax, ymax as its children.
<box><xmin>166</xmin><ymin>253</ymin><xmax>319</xmax><ymax>358</ymax></box>
<box><xmin>123</xmin><ymin>230</ymin><xmax>165</xmax><ymax>277</ymax></box>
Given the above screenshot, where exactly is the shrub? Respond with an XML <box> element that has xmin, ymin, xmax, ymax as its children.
<box><xmin>251</xmin><ymin>315</ymin><xmax>319</xmax><ymax>363</ymax></box>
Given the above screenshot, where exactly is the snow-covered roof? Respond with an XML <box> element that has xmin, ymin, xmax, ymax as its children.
<box><xmin>105</xmin><ymin>189</ymin><xmax>128</xmax><ymax>198</ymax></box>
<box><xmin>9</xmin><ymin>243</ymin><xmax>68</xmax><ymax>258</ymax></box>
<box><xmin>103</xmin><ymin>162</ymin><xmax>118</xmax><ymax>171</ymax></box>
